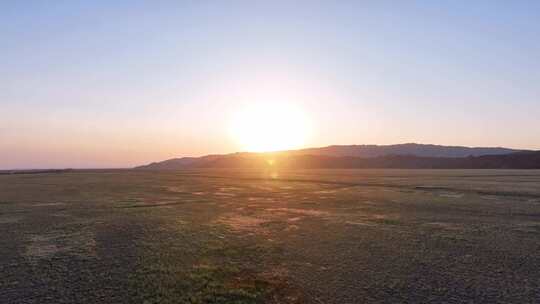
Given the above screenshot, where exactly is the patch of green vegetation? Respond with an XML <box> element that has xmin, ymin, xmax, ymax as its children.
<box><xmin>132</xmin><ymin>264</ymin><xmax>270</xmax><ymax>304</ymax></box>
<box><xmin>440</xmin><ymin>234</ymin><xmax>468</xmax><ymax>242</ymax></box>
<box><xmin>129</xmin><ymin>228</ymin><xmax>282</xmax><ymax>304</ymax></box>
<box><xmin>185</xmin><ymin>266</ymin><xmax>270</xmax><ymax>304</ymax></box>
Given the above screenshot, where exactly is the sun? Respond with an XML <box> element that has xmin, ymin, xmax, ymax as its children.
<box><xmin>229</xmin><ymin>103</ymin><xmax>310</xmax><ymax>152</ymax></box>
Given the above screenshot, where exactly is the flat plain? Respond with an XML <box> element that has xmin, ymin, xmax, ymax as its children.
<box><xmin>1</xmin><ymin>169</ymin><xmax>540</xmax><ymax>303</ymax></box>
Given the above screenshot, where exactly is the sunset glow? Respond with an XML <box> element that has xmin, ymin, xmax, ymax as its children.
<box><xmin>229</xmin><ymin>103</ymin><xmax>310</xmax><ymax>152</ymax></box>
<box><xmin>1</xmin><ymin>1</ymin><xmax>540</xmax><ymax>170</ymax></box>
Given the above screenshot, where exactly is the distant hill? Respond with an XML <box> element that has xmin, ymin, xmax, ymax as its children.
<box><xmin>287</xmin><ymin>143</ymin><xmax>522</xmax><ymax>158</ymax></box>
<box><xmin>137</xmin><ymin>156</ymin><xmax>212</xmax><ymax>171</ymax></box>
<box><xmin>136</xmin><ymin>144</ymin><xmax>539</xmax><ymax>170</ymax></box>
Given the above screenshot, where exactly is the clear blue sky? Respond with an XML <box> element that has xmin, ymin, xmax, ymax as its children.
<box><xmin>1</xmin><ymin>1</ymin><xmax>539</xmax><ymax>168</ymax></box>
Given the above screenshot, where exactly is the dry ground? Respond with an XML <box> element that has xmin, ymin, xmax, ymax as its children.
<box><xmin>1</xmin><ymin>169</ymin><xmax>540</xmax><ymax>303</ymax></box>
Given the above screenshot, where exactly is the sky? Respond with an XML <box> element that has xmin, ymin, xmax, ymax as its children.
<box><xmin>1</xmin><ymin>1</ymin><xmax>540</xmax><ymax>169</ymax></box>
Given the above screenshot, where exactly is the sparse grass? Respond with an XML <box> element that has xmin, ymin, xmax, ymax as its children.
<box><xmin>129</xmin><ymin>227</ymin><xmax>288</xmax><ymax>304</ymax></box>
<box><xmin>131</xmin><ymin>264</ymin><xmax>270</xmax><ymax>304</ymax></box>
<box><xmin>1</xmin><ymin>169</ymin><xmax>540</xmax><ymax>303</ymax></box>
<box><xmin>372</xmin><ymin>218</ymin><xmax>401</xmax><ymax>225</ymax></box>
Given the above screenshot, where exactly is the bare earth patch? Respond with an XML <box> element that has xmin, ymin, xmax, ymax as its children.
<box><xmin>0</xmin><ymin>215</ymin><xmax>22</xmax><ymax>224</ymax></box>
<box><xmin>438</xmin><ymin>192</ymin><xmax>464</xmax><ymax>198</ymax></box>
<box><xmin>513</xmin><ymin>222</ymin><xmax>540</xmax><ymax>234</ymax></box>
<box><xmin>166</xmin><ymin>186</ymin><xmax>186</xmax><ymax>193</ymax></box>
<box><xmin>216</xmin><ymin>214</ymin><xmax>268</xmax><ymax>232</ymax></box>
<box><xmin>214</xmin><ymin>192</ymin><xmax>236</xmax><ymax>197</ymax></box>
<box><xmin>25</xmin><ymin>229</ymin><xmax>96</xmax><ymax>261</ymax></box>
<box><xmin>25</xmin><ymin>235</ymin><xmax>60</xmax><ymax>259</ymax></box>
<box><xmin>265</xmin><ymin>208</ymin><xmax>329</xmax><ymax>217</ymax></box>
<box><xmin>346</xmin><ymin>220</ymin><xmax>376</xmax><ymax>227</ymax></box>
<box><xmin>33</xmin><ymin>202</ymin><xmax>66</xmax><ymax>207</ymax></box>
<box><xmin>424</xmin><ymin>222</ymin><xmax>464</xmax><ymax>231</ymax></box>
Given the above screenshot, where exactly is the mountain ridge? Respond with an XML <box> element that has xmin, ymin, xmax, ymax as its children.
<box><xmin>136</xmin><ymin>143</ymin><xmax>537</xmax><ymax>170</ymax></box>
<box><xmin>285</xmin><ymin>143</ymin><xmax>521</xmax><ymax>158</ymax></box>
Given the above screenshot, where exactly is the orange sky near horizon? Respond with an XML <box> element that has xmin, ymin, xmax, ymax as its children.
<box><xmin>2</xmin><ymin>2</ymin><xmax>540</xmax><ymax>169</ymax></box>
